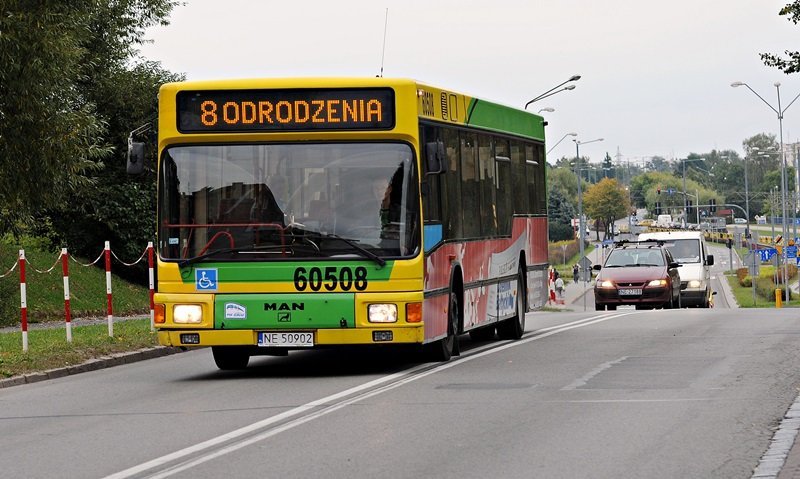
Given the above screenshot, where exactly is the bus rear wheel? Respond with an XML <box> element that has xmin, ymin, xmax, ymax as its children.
<box><xmin>212</xmin><ymin>346</ymin><xmax>250</xmax><ymax>370</ymax></box>
<box><xmin>498</xmin><ymin>266</ymin><xmax>526</xmax><ymax>340</ymax></box>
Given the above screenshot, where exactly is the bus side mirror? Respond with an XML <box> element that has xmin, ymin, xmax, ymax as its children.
<box><xmin>425</xmin><ymin>141</ymin><xmax>446</xmax><ymax>175</ymax></box>
<box><xmin>127</xmin><ymin>140</ymin><xmax>146</xmax><ymax>175</ymax></box>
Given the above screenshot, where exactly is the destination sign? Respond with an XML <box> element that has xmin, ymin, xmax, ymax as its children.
<box><xmin>176</xmin><ymin>88</ymin><xmax>395</xmax><ymax>133</ymax></box>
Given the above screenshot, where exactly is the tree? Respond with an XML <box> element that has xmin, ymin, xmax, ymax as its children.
<box><xmin>761</xmin><ymin>1</ymin><xmax>800</xmax><ymax>73</ymax></box>
<box><xmin>0</xmin><ymin>3</ymin><xmax>110</xmax><ymax>235</ymax></box>
<box><xmin>0</xmin><ymin>1</ymin><xmax>180</xmax><ymax>281</ymax></box>
<box><xmin>547</xmin><ymin>187</ymin><xmax>577</xmax><ymax>241</ymax></box>
<box><xmin>583</xmin><ymin>178</ymin><xmax>630</xmax><ymax>240</ymax></box>
<box><xmin>601</xmin><ymin>152</ymin><xmax>615</xmax><ymax>179</ymax></box>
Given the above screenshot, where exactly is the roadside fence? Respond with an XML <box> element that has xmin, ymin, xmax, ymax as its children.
<box><xmin>0</xmin><ymin>242</ymin><xmax>155</xmax><ymax>352</ymax></box>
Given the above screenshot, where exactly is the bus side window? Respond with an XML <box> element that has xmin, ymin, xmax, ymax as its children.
<box><xmin>421</xmin><ymin>125</ymin><xmax>442</xmax><ymax>223</ymax></box>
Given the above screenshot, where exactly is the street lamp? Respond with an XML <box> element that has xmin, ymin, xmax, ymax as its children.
<box><xmin>547</xmin><ymin>132</ymin><xmax>578</xmax><ymax>155</ymax></box>
<box><xmin>732</xmin><ymin>81</ymin><xmax>800</xmax><ymax>296</ymax></box>
<box><xmin>574</xmin><ymin>137</ymin><xmax>604</xmax><ymax>311</ymax></box>
<box><xmin>525</xmin><ymin>75</ymin><xmax>581</xmax><ymax>109</ymax></box>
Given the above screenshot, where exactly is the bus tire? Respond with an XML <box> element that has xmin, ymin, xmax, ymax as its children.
<box><xmin>426</xmin><ymin>291</ymin><xmax>460</xmax><ymax>361</ymax></box>
<box><xmin>498</xmin><ymin>266</ymin><xmax>526</xmax><ymax>340</ymax></box>
<box><xmin>212</xmin><ymin>346</ymin><xmax>250</xmax><ymax>370</ymax></box>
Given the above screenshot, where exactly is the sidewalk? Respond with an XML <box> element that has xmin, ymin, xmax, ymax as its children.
<box><xmin>548</xmin><ymin>243</ymin><xmax>605</xmax><ymax>310</ymax></box>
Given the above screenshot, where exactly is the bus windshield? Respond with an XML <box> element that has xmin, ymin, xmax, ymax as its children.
<box><xmin>158</xmin><ymin>142</ymin><xmax>420</xmax><ymax>261</ymax></box>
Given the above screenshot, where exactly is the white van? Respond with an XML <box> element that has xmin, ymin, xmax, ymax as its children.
<box><xmin>656</xmin><ymin>214</ymin><xmax>672</xmax><ymax>228</ymax></box>
<box><xmin>637</xmin><ymin>231</ymin><xmax>714</xmax><ymax>308</ymax></box>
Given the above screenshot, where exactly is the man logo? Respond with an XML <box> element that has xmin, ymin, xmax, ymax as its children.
<box><xmin>225</xmin><ymin>303</ymin><xmax>247</xmax><ymax>319</ymax></box>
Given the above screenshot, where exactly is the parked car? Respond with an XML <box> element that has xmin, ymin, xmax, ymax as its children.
<box><xmin>593</xmin><ymin>240</ymin><xmax>682</xmax><ymax>311</ymax></box>
<box><xmin>734</xmin><ymin>217</ymin><xmax>747</xmax><ymax>224</ymax></box>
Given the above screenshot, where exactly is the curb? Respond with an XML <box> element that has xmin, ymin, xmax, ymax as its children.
<box><xmin>0</xmin><ymin>346</ymin><xmax>185</xmax><ymax>389</ymax></box>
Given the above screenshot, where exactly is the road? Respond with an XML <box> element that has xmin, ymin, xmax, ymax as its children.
<box><xmin>3</xmin><ymin>303</ymin><xmax>800</xmax><ymax>478</ymax></box>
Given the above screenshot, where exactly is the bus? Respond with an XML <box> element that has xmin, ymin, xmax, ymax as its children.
<box><xmin>128</xmin><ymin>77</ymin><xmax>549</xmax><ymax>370</ymax></box>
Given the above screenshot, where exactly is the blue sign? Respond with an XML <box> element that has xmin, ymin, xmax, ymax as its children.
<box><xmin>787</xmin><ymin>246</ymin><xmax>798</xmax><ymax>259</ymax></box>
<box><xmin>758</xmin><ymin>248</ymin><xmax>777</xmax><ymax>262</ymax></box>
<box><xmin>195</xmin><ymin>268</ymin><xmax>218</xmax><ymax>291</ymax></box>
<box><xmin>602</xmin><ymin>239</ymin><xmax>614</xmax><ymax>246</ymax></box>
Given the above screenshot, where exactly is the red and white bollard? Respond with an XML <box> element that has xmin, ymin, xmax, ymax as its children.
<box><xmin>105</xmin><ymin>241</ymin><xmax>113</xmax><ymax>337</ymax></box>
<box><xmin>62</xmin><ymin>248</ymin><xmax>72</xmax><ymax>342</ymax></box>
<box><xmin>19</xmin><ymin>250</ymin><xmax>28</xmax><ymax>352</ymax></box>
<box><xmin>147</xmin><ymin>242</ymin><xmax>155</xmax><ymax>332</ymax></box>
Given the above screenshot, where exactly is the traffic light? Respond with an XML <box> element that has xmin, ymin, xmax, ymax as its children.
<box><xmin>655</xmin><ymin>202</ymin><xmax>661</xmax><ymax>215</ymax></box>
<box><xmin>657</xmin><ymin>187</ymin><xmax>661</xmax><ymax>195</ymax></box>
<box><xmin>709</xmin><ymin>198</ymin><xmax>716</xmax><ymax>213</ymax></box>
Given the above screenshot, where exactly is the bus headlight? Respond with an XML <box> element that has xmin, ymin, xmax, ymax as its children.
<box><xmin>173</xmin><ymin>304</ymin><xmax>203</xmax><ymax>324</ymax></box>
<box><xmin>368</xmin><ymin>304</ymin><xmax>398</xmax><ymax>323</ymax></box>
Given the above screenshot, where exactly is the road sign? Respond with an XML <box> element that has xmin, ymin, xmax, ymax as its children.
<box><xmin>758</xmin><ymin>248</ymin><xmax>777</xmax><ymax>262</ymax></box>
<box><xmin>787</xmin><ymin>245</ymin><xmax>798</xmax><ymax>259</ymax></box>
<box><xmin>744</xmin><ymin>252</ymin><xmax>760</xmax><ymax>277</ymax></box>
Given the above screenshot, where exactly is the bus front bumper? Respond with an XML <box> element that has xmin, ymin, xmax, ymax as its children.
<box><xmin>158</xmin><ymin>326</ymin><xmax>425</xmax><ymax>348</ymax></box>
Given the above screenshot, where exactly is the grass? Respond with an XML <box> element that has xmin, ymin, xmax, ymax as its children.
<box><xmin>0</xmin><ymin>319</ymin><xmax>159</xmax><ymax>378</ymax></box>
<box><xmin>0</xmin><ymin>241</ymin><xmax>156</xmax><ymax>379</ymax></box>
<box><xmin>553</xmin><ymin>243</ymin><xmax>596</xmax><ymax>279</ymax></box>
<box><xmin>0</xmin><ymin>243</ymin><xmax>150</xmax><ymax>325</ymax></box>
<box><xmin>724</xmin><ymin>267</ymin><xmax>800</xmax><ymax>308</ymax></box>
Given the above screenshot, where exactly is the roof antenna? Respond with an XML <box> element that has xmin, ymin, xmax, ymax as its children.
<box><xmin>379</xmin><ymin>8</ymin><xmax>389</xmax><ymax>77</ymax></box>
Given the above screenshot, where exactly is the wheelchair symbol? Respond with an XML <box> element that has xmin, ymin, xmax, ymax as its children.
<box><xmin>195</xmin><ymin>269</ymin><xmax>217</xmax><ymax>291</ymax></box>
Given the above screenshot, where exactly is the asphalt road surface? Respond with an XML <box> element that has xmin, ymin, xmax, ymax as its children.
<box><xmin>2</xmin><ymin>303</ymin><xmax>800</xmax><ymax>478</ymax></box>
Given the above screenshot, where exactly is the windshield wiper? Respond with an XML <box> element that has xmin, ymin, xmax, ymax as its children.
<box><xmin>318</xmin><ymin>232</ymin><xmax>386</xmax><ymax>267</ymax></box>
<box><xmin>178</xmin><ymin>244</ymin><xmax>289</xmax><ymax>268</ymax></box>
<box><xmin>282</xmin><ymin>226</ymin><xmax>386</xmax><ymax>267</ymax></box>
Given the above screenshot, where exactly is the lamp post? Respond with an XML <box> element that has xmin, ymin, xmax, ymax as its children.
<box><xmin>574</xmin><ymin>137</ymin><xmax>604</xmax><ymax>311</ymax></box>
<box><xmin>732</xmin><ymin>81</ymin><xmax>800</xmax><ymax>296</ymax></box>
<box><xmin>750</xmin><ymin>147</ymin><xmax>779</xmax><ymax>239</ymax></box>
<box><xmin>546</xmin><ymin>132</ymin><xmax>578</xmax><ymax>155</ymax></box>
<box><xmin>525</xmin><ymin>75</ymin><xmax>581</xmax><ymax>109</ymax></box>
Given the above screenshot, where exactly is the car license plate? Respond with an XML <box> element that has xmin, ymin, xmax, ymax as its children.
<box><xmin>619</xmin><ymin>288</ymin><xmax>643</xmax><ymax>296</ymax></box>
<box><xmin>257</xmin><ymin>332</ymin><xmax>314</xmax><ymax>347</ymax></box>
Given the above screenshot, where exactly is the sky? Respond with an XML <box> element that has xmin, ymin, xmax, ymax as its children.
<box><xmin>138</xmin><ymin>0</ymin><xmax>800</xmax><ymax>165</ymax></box>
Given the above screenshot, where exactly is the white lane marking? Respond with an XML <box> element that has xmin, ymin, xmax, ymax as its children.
<box><xmin>105</xmin><ymin>312</ymin><xmax>633</xmax><ymax>479</ymax></box>
<box><xmin>562</xmin><ymin>356</ymin><xmax>629</xmax><ymax>391</ymax></box>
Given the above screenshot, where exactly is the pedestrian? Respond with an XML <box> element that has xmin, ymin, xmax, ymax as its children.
<box><xmin>572</xmin><ymin>264</ymin><xmax>579</xmax><ymax>283</ymax></box>
<box><xmin>555</xmin><ymin>275</ymin><xmax>564</xmax><ymax>298</ymax></box>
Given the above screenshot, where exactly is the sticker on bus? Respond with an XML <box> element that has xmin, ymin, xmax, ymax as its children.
<box><xmin>195</xmin><ymin>268</ymin><xmax>218</xmax><ymax>291</ymax></box>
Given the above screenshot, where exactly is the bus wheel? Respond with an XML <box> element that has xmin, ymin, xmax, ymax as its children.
<box><xmin>498</xmin><ymin>267</ymin><xmax>526</xmax><ymax>340</ymax></box>
<box><xmin>212</xmin><ymin>346</ymin><xmax>250</xmax><ymax>370</ymax></box>
<box><xmin>427</xmin><ymin>292</ymin><xmax>460</xmax><ymax>361</ymax></box>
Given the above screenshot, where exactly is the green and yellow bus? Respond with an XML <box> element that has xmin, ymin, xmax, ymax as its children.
<box><xmin>131</xmin><ymin>77</ymin><xmax>549</xmax><ymax>369</ymax></box>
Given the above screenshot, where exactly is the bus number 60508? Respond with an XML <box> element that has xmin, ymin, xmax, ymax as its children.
<box><xmin>293</xmin><ymin>266</ymin><xmax>368</xmax><ymax>292</ymax></box>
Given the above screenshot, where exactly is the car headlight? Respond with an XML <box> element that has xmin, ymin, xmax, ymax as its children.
<box><xmin>688</xmin><ymin>280</ymin><xmax>703</xmax><ymax>288</ymax></box>
<box><xmin>173</xmin><ymin>304</ymin><xmax>203</xmax><ymax>324</ymax></box>
<box><xmin>647</xmin><ymin>279</ymin><xmax>668</xmax><ymax>287</ymax></box>
<box><xmin>597</xmin><ymin>280</ymin><xmax>615</xmax><ymax>288</ymax></box>
<box><xmin>368</xmin><ymin>304</ymin><xmax>398</xmax><ymax>323</ymax></box>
